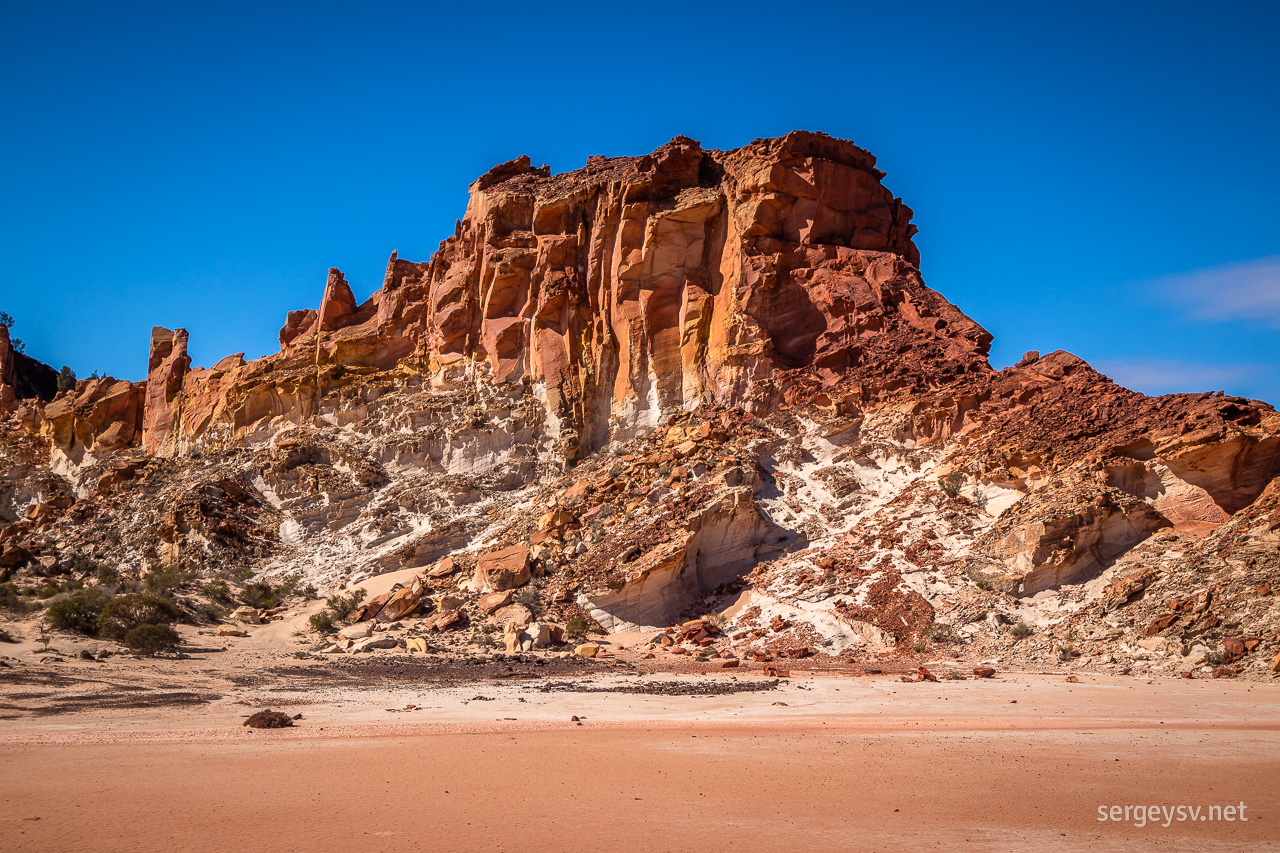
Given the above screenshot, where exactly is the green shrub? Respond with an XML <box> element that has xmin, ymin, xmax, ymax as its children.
<box><xmin>239</xmin><ymin>581</ymin><xmax>281</xmax><ymax>610</ymax></box>
<box><xmin>96</xmin><ymin>564</ymin><xmax>123</xmax><ymax>589</ymax></box>
<box><xmin>97</xmin><ymin>594</ymin><xmax>182</xmax><ymax>641</ymax></box>
<box><xmin>940</xmin><ymin>472</ymin><xmax>964</xmax><ymax>499</ymax></box>
<box><xmin>1010</xmin><ymin>622</ymin><xmax>1034</xmax><ymax>640</ymax></box>
<box><xmin>45</xmin><ymin>588</ymin><xmax>112</xmax><ymax>635</ymax></box>
<box><xmin>56</xmin><ymin>365</ymin><xmax>76</xmax><ymax>392</ymax></box>
<box><xmin>564</xmin><ymin>616</ymin><xmax>590</xmax><ymax>642</ymax></box>
<box><xmin>145</xmin><ymin>563</ymin><xmax>196</xmax><ymax>596</ymax></box>
<box><xmin>37</xmin><ymin>577</ymin><xmax>84</xmax><ymax>599</ymax></box>
<box><xmin>308</xmin><ymin>611</ymin><xmax>336</xmax><ymax>634</ymax></box>
<box><xmin>0</xmin><ymin>582</ymin><xmax>30</xmax><ymax>613</ymax></box>
<box><xmin>325</xmin><ymin>588</ymin><xmax>367</xmax><ymax>619</ymax></box>
<box><xmin>123</xmin><ymin>623</ymin><xmax>181</xmax><ymax>656</ymax></box>
<box><xmin>203</xmin><ymin>578</ymin><xmax>231</xmax><ymax>601</ymax></box>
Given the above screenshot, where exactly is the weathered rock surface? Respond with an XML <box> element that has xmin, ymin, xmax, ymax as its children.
<box><xmin>2</xmin><ymin>131</ymin><xmax>1278</xmax><ymax>680</ymax></box>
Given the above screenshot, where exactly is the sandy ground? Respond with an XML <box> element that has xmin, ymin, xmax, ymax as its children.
<box><xmin>3</xmin><ymin>575</ymin><xmax>1277</xmax><ymax>852</ymax></box>
<box><xmin>2</xmin><ymin>663</ymin><xmax>1278</xmax><ymax>852</ymax></box>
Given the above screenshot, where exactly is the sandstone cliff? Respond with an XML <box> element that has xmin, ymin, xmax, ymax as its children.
<box><xmin>1</xmin><ymin>132</ymin><xmax>1277</xmax><ymax>680</ymax></box>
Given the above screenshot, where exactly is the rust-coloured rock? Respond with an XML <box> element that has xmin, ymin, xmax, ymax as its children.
<box><xmin>474</xmin><ymin>545</ymin><xmax>531</xmax><ymax>591</ymax></box>
<box><xmin>376</xmin><ymin>587</ymin><xmax>422</xmax><ymax>622</ymax></box>
<box><xmin>477</xmin><ymin>590</ymin><xmax>514</xmax><ymax>614</ymax></box>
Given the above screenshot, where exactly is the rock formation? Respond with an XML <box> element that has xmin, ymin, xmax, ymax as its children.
<box><xmin>1</xmin><ymin>131</ymin><xmax>1277</xmax><ymax>679</ymax></box>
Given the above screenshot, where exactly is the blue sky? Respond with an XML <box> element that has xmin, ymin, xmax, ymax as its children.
<box><xmin>2</xmin><ymin>1</ymin><xmax>1277</xmax><ymax>402</ymax></box>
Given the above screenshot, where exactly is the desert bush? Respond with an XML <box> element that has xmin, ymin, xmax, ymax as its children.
<box><xmin>325</xmin><ymin>588</ymin><xmax>367</xmax><ymax>619</ymax></box>
<box><xmin>515</xmin><ymin>586</ymin><xmax>541</xmax><ymax>610</ymax></box>
<box><xmin>203</xmin><ymin>578</ymin><xmax>232</xmax><ymax>601</ymax></box>
<box><xmin>703</xmin><ymin>611</ymin><xmax>728</xmax><ymax>631</ymax></box>
<box><xmin>145</xmin><ymin>563</ymin><xmax>197</xmax><ymax>596</ymax></box>
<box><xmin>1010</xmin><ymin>622</ymin><xmax>1034</xmax><ymax>640</ymax></box>
<box><xmin>0</xmin><ymin>582</ymin><xmax>31</xmax><ymax>613</ymax></box>
<box><xmin>95</xmin><ymin>564</ymin><xmax>123</xmax><ymax>589</ymax></box>
<box><xmin>45</xmin><ymin>588</ymin><xmax>112</xmax><ymax>635</ymax></box>
<box><xmin>97</xmin><ymin>593</ymin><xmax>182</xmax><ymax>641</ymax></box>
<box><xmin>36</xmin><ymin>577</ymin><xmax>84</xmax><ymax>599</ymax></box>
<box><xmin>1057</xmin><ymin>643</ymin><xmax>1077</xmax><ymax>662</ymax></box>
<box><xmin>239</xmin><ymin>581</ymin><xmax>281</xmax><ymax>610</ymax></box>
<box><xmin>123</xmin><ymin>622</ymin><xmax>181</xmax><ymax>656</ymax></box>
<box><xmin>924</xmin><ymin>621</ymin><xmax>956</xmax><ymax>643</ymax></box>
<box><xmin>308</xmin><ymin>611</ymin><xmax>337</xmax><ymax>634</ymax></box>
<box><xmin>564</xmin><ymin>616</ymin><xmax>590</xmax><ymax>642</ymax></box>
<box><xmin>940</xmin><ymin>472</ymin><xmax>964</xmax><ymax>499</ymax></box>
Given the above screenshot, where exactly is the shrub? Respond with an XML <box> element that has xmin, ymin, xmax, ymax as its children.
<box><xmin>924</xmin><ymin>621</ymin><xmax>956</xmax><ymax>643</ymax></box>
<box><xmin>1010</xmin><ymin>622</ymin><xmax>1034</xmax><ymax>640</ymax></box>
<box><xmin>96</xmin><ymin>564</ymin><xmax>123</xmax><ymax>589</ymax></box>
<box><xmin>203</xmin><ymin>578</ymin><xmax>231</xmax><ymax>601</ymax></box>
<box><xmin>940</xmin><ymin>472</ymin><xmax>964</xmax><ymax>499</ymax></box>
<box><xmin>45</xmin><ymin>588</ymin><xmax>112</xmax><ymax>635</ymax></box>
<box><xmin>239</xmin><ymin>581</ymin><xmax>281</xmax><ymax>610</ymax></box>
<box><xmin>123</xmin><ymin>623</ymin><xmax>181</xmax><ymax>656</ymax></box>
<box><xmin>145</xmin><ymin>563</ymin><xmax>196</xmax><ymax>596</ymax></box>
<box><xmin>1057</xmin><ymin>643</ymin><xmax>1077</xmax><ymax>662</ymax></box>
<box><xmin>0</xmin><ymin>582</ymin><xmax>31</xmax><ymax>613</ymax></box>
<box><xmin>56</xmin><ymin>365</ymin><xmax>76</xmax><ymax>392</ymax></box>
<box><xmin>564</xmin><ymin>616</ymin><xmax>590</xmax><ymax>642</ymax></box>
<box><xmin>97</xmin><ymin>593</ymin><xmax>182</xmax><ymax>641</ymax></box>
<box><xmin>325</xmin><ymin>588</ymin><xmax>367</xmax><ymax>619</ymax></box>
<box><xmin>37</xmin><ymin>577</ymin><xmax>83</xmax><ymax>599</ymax></box>
<box><xmin>308</xmin><ymin>611</ymin><xmax>336</xmax><ymax>634</ymax></box>
<box><xmin>703</xmin><ymin>611</ymin><xmax>728</xmax><ymax>631</ymax></box>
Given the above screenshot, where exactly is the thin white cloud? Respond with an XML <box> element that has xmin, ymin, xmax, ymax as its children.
<box><xmin>1156</xmin><ymin>255</ymin><xmax>1280</xmax><ymax>326</ymax></box>
<box><xmin>1093</xmin><ymin>358</ymin><xmax>1263</xmax><ymax>398</ymax></box>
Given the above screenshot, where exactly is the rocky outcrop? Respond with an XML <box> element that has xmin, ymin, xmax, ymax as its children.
<box><xmin>133</xmin><ymin>131</ymin><xmax>991</xmax><ymax>460</ymax></box>
<box><xmin>4</xmin><ymin>131</ymin><xmax>1279</xmax><ymax>679</ymax></box>
<box><xmin>0</xmin><ymin>323</ymin><xmax>58</xmax><ymax>416</ymax></box>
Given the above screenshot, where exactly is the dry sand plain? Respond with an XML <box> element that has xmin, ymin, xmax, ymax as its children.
<box><xmin>2</xmin><ymin>639</ymin><xmax>1278</xmax><ymax>852</ymax></box>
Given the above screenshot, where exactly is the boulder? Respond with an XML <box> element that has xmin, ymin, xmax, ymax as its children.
<box><xmin>575</xmin><ymin>642</ymin><xmax>600</xmax><ymax>658</ymax></box>
<box><xmin>217</xmin><ymin>625</ymin><xmax>249</xmax><ymax>637</ymax></box>
<box><xmin>376</xmin><ymin>588</ymin><xmax>422</xmax><ymax>622</ymax></box>
<box><xmin>493</xmin><ymin>603</ymin><xmax>533</xmax><ymax>627</ymax></box>
<box><xmin>243</xmin><ymin>710</ymin><xmax>293</xmax><ymax>729</ymax></box>
<box><xmin>973</xmin><ymin>667</ymin><xmax>996</xmax><ymax>678</ymax></box>
<box><xmin>424</xmin><ymin>609</ymin><xmax>463</xmax><ymax>632</ymax></box>
<box><xmin>474</xmin><ymin>546</ymin><xmax>531</xmax><ymax>591</ymax></box>
<box><xmin>425</xmin><ymin>556</ymin><xmax>457</xmax><ymax>579</ymax></box>
<box><xmin>230</xmin><ymin>606</ymin><xmax>261</xmax><ymax>625</ymax></box>
<box><xmin>477</xmin><ymin>590</ymin><xmax>513</xmax><ymax>614</ymax></box>
<box><xmin>338</xmin><ymin>622</ymin><xmax>374</xmax><ymax>640</ymax></box>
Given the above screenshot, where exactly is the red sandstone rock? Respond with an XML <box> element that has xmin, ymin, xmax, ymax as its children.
<box><xmin>474</xmin><ymin>545</ymin><xmax>531</xmax><ymax>591</ymax></box>
<box><xmin>973</xmin><ymin>667</ymin><xmax>996</xmax><ymax>678</ymax></box>
<box><xmin>376</xmin><ymin>588</ymin><xmax>422</xmax><ymax>622</ymax></box>
<box><xmin>478</xmin><ymin>590</ymin><xmax>514</xmax><ymax>615</ymax></box>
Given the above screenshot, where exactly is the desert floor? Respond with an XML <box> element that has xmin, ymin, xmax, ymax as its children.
<box><xmin>2</xmin><ymin>648</ymin><xmax>1278</xmax><ymax>852</ymax></box>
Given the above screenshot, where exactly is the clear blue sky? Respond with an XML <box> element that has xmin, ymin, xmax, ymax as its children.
<box><xmin>2</xmin><ymin>1</ymin><xmax>1277</xmax><ymax>402</ymax></box>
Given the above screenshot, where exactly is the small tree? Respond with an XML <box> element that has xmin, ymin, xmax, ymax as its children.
<box><xmin>57</xmin><ymin>365</ymin><xmax>76</xmax><ymax>392</ymax></box>
<box><xmin>0</xmin><ymin>310</ymin><xmax>24</xmax><ymax>352</ymax></box>
<box><xmin>940</xmin><ymin>471</ymin><xmax>964</xmax><ymax>499</ymax></box>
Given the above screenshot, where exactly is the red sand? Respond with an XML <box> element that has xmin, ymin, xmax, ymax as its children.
<box><xmin>3</xmin><ymin>674</ymin><xmax>1278</xmax><ymax>852</ymax></box>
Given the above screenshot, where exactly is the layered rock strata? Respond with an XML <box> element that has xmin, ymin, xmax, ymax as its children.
<box><xmin>1</xmin><ymin>131</ymin><xmax>1277</xmax><ymax>678</ymax></box>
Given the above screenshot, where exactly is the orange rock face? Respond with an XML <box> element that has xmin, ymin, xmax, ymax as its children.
<box><xmin>130</xmin><ymin>131</ymin><xmax>992</xmax><ymax>459</ymax></box>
